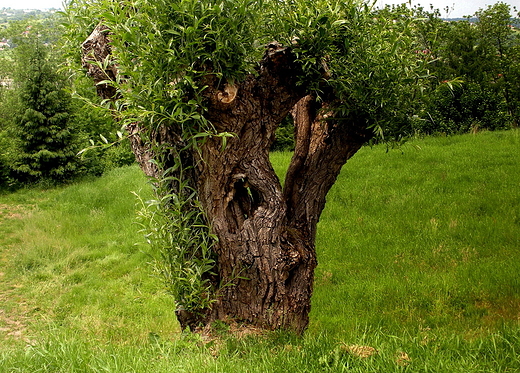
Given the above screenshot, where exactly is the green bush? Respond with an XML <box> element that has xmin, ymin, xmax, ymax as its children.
<box><xmin>80</xmin><ymin>140</ymin><xmax>136</xmax><ymax>176</ymax></box>
<box><xmin>72</xmin><ymin>101</ymin><xmax>136</xmax><ymax>176</ymax></box>
<box><xmin>271</xmin><ymin>115</ymin><xmax>295</xmax><ymax>151</ymax></box>
<box><xmin>0</xmin><ymin>90</ymin><xmax>19</xmax><ymax>189</ymax></box>
<box><xmin>422</xmin><ymin>82</ymin><xmax>511</xmax><ymax>135</ymax></box>
<box><xmin>0</xmin><ymin>132</ymin><xmax>10</xmax><ymax>189</ymax></box>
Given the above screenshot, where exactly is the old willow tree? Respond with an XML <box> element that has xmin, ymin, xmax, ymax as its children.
<box><xmin>66</xmin><ymin>0</ymin><xmax>425</xmax><ymax>333</ymax></box>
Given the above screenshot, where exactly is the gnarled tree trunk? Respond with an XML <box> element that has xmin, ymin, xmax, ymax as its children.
<box><xmin>82</xmin><ymin>25</ymin><xmax>373</xmax><ymax>334</ymax></box>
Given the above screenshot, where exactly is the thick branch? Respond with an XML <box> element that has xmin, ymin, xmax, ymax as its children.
<box><xmin>195</xmin><ymin>43</ymin><xmax>308</xmax><ymax>240</ymax></box>
<box><xmin>201</xmin><ymin>43</ymin><xmax>305</xmax><ymax>134</ymax></box>
<box><xmin>82</xmin><ymin>24</ymin><xmax>190</xmax><ymax>181</ymax></box>
<box><xmin>285</xmin><ymin>96</ymin><xmax>374</xmax><ymax>241</ymax></box>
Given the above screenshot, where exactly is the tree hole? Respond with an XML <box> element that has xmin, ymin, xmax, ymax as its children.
<box><xmin>233</xmin><ymin>178</ymin><xmax>262</xmax><ymax>219</ymax></box>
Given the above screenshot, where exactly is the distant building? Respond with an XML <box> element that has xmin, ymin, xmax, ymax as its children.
<box><xmin>0</xmin><ymin>39</ymin><xmax>9</xmax><ymax>50</ymax></box>
<box><xmin>0</xmin><ymin>78</ymin><xmax>13</xmax><ymax>88</ymax></box>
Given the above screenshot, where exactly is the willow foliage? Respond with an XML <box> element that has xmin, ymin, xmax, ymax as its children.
<box><xmin>65</xmin><ymin>0</ymin><xmax>426</xmax><ymax>138</ymax></box>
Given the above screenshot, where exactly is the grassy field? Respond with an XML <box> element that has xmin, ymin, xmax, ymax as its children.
<box><xmin>1</xmin><ymin>130</ymin><xmax>519</xmax><ymax>372</ymax></box>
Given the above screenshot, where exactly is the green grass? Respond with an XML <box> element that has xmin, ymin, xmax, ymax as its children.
<box><xmin>0</xmin><ymin>167</ymin><xmax>178</xmax><ymax>349</ymax></box>
<box><xmin>1</xmin><ymin>131</ymin><xmax>519</xmax><ymax>372</ymax></box>
<box><xmin>311</xmin><ymin>131</ymin><xmax>520</xmax><ymax>338</ymax></box>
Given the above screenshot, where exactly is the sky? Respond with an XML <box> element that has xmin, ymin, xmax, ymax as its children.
<box><xmin>0</xmin><ymin>0</ymin><xmax>517</xmax><ymax>18</ymax></box>
<box><xmin>1</xmin><ymin>0</ymin><xmax>64</xmax><ymax>10</ymax></box>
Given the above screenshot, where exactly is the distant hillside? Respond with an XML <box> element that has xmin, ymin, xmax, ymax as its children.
<box><xmin>1</xmin><ymin>8</ymin><xmax>58</xmax><ymax>26</ymax></box>
<box><xmin>444</xmin><ymin>17</ymin><xmax>520</xmax><ymax>27</ymax></box>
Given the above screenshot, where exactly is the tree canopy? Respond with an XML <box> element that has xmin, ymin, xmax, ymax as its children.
<box><xmin>65</xmin><ymin>0</ymin><xmax>426</xmax><ymax>138</ymax></box>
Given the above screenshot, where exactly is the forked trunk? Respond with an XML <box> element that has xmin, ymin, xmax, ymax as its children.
<box><xmin>197</xmin><ymin>130</ymin><xmax>317</xmax><ymax>332</ymax></box>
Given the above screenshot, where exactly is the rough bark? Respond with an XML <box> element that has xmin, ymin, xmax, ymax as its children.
<box><xmin>82</xmin><ymin>27</ymin><xmax>373</xmax><ymax>334</ymax></box>
<box><xmin>192</xmin><ymin>44</ymin><xmax>314</xmax><ymax>332</ymax></box>
<box><xmin>81</xmin><ymin>23</ymin><xmax>119</xmax><ymax>101</ymax></box>
<box><xmin>285</xmin><ymin>97</ymin><xmax>374</xmax><ymax>242</ymax></box>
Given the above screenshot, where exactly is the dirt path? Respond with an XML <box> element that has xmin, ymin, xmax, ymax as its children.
<box><xmin>0</xmin><ymin>202</ymin><xmax>35</xmax><ymax>345</ymax></box>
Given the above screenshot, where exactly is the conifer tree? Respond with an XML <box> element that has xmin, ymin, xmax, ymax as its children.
<box><xmin>12</xmin><ymin>36</ymin><xmax>78</xmax><ymax>182</ymax></box>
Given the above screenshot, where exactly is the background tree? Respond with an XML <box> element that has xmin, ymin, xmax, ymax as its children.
<box><xmin>413</xmin><ymin>3</ymin><xmax>519</xmax><ymax>134</ymax></box>
<box><xmin>67</xmin><ymin>0</ymin><xmax>427</xmax><ymax>333</ymax></box>
<box><xmin>0</xmin><ymin>14</ymin><xmax>136</xmax><ymax>187</ymax></box>
<box><xmin>475</xmin><ymin>2</ymin><xmax>520</xmax><ymax>126</ymax></box>
<box><xmin>9</xmin><ymin>33</ymin><xmax>79</xmax><ymax>183</ymax></box>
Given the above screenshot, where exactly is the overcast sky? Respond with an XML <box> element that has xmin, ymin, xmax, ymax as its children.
<box><xmin>1</xmin><ymin>0</ymin><xmax>64</xmax><ymax>10</ymax></box>
<box><xmin>0</xmin><ymin>0</ymin><xmax>517</xmax><ymax>18</ymax></box>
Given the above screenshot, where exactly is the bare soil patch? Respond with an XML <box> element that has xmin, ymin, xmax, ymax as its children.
<box><xmin>0</xmin><ymin>203</ymin><xmax>32</xmax><ymax>221</ymax></box>
<box><xmin>0</xmin><ymin>286</ymin><xmax>35</xmax><ymax>344</ymax></box>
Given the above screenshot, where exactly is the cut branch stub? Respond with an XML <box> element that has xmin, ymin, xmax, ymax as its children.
<box><xmin>81</xmin><ymin>23</ymin><xmax>119</xmax><ymax>100</ymax></box>
<box><xmin>217</xmin><ymin>84</ymin><xmax>238</xmax><ymax>104</ymax></box>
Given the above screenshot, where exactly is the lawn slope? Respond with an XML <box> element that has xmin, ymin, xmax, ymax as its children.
<box><xmin>1</xmin><ymin>130</ymin><xmax>519</xmax><ymax>372</ymax></box>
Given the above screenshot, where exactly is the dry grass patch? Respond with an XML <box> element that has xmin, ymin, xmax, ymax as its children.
<box><xmin>0</xmin><ymin>203</ymin><xmax>33</xmax><ymax>221</ymax></box>
<box><xmin>341</xmin><ymin>343</ymin><xmax>378</xmax><ymax>358</ymax></box>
